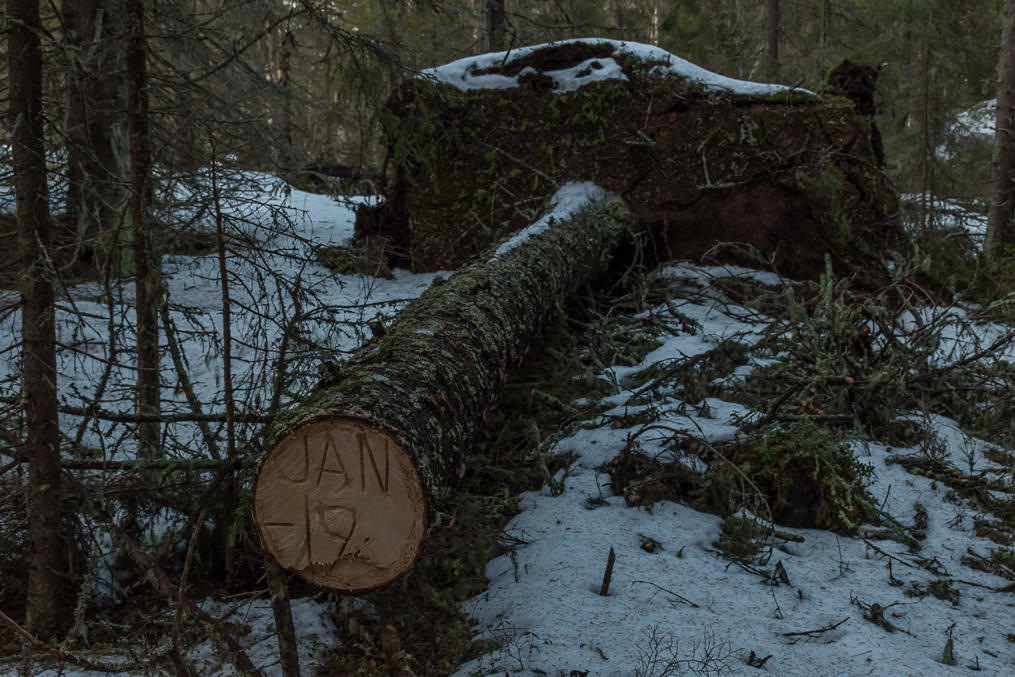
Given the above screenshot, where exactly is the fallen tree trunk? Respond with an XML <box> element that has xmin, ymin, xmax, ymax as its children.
<box><xmin>253</xmin><ymin>188</ymin><xmax>634</xmax><ymax>594</ymax></box>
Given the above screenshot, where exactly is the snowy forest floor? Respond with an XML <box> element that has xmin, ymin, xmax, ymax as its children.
<box><xmin>1</xmin><ymin>173</ymin><xmax>1014</xmax><ymax>676</ymax></box>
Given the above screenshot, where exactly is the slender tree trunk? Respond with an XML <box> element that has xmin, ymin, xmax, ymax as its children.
<box><xmin>987</xmin><ymin>0</ymin><xmax>1015</xmax><ymax>258</ymax></box>
<box><xmin>920</xmin><ymin>17</ymin><xmax>933</xmax><ymax>234</ymax></box>
<box><xmin>649</xmin><ymin>3</ymin><xmax>660</xmax><ymax>46</ymax></box>
<box><xmin>211</xmin><ymin>145</ymin><xmax>241</xmax><ymax>583</ymax></box>
<box><xmin>275</xmin><ymin>29</ymin><xmax>295</xmax><ymax>167</ymax></box>
<box><xmin>125</xmin><ymin>0</ymin><xmax>161</xmax><ymax>457</ymax></box>
<box><xmin>9</xmin><ymin>0</ymin><xmax>66</xmax><ymax>639</ymax></box>
<box><xmin>60</xmin><ymin>0</ymin><xmax>125</xmax><ymax>272</ymax></box>
<box><xmin>766</xmin><ymin>0</ymin><xmax>780</xmax><ymax>79</ymax></box>
<box><xmin>61</xmin><ymin>0</ymin><xmax>91</xmax><ymax>235</ymax></box>
<box><xmin>486</xmin><ymin>0</ymin><xmax>505</xmax><ymax>52</ymax></box>
<box><xmin>266</xmin><ymin>562</ymin><xmax>301</xmax><ymax>677</ymax></box>
<box><xmin>821</xmin><ymin>0</ymin><xmax>831</xmax><ymax>49</ymax></box>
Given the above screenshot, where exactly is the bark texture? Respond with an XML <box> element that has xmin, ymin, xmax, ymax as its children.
<box><xmin>766</xmin><ymin>0</ymin><xmax>781</xmax><ymax>78</ymax></box>
<box><xmin>357</xmin><ymin>41</ymin><xmax>902</xmax><ymax>280</ymax></box>
<box><xmin>125</xmin><ymin>0</ymin><xmax>161</xmax><ymax>457</ymax></box>
<box><xmin>486</xmin><ymin>0</ymin><xmax>506</xmax><ymax>52</ymax></box>
<box><xmin>987</xmin><ymin>0</ymin><xmax>1015</xmax><ymax>257</ymax></box>
<box><xmin>9</xmin><ymin>0</ymin><xmax>66</xmax><ymax>637</ymax></box>
<box><xmin>254</xmin><ymin>199</ymin><xmax>635</xmax><ymax>593</ymax></box>
<box><xmin>60</xmin><ymin>0</ymin><xmax>125</xmax><ymax>270</ymax></box>
<box><xmin>265</xmin><ymin>561</ymin><xmax>301</xmax><ymax>677</ymax></box>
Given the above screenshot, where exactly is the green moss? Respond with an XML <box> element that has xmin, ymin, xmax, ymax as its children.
<box><xmin>381</xmin><ymin>56</ymin><xmax>902</xmax><ymax>272</ymax></box>
<box><xmin>702</xmin><ymin>421</ymin><xmax>877</xmax><ymax>534</ymax></box>
<box><xmin>714</xmin><ymin>515</ymin><xmax>768</xmax><ymax>560</ymax></box>
<box><xmin>756</xmin><ymin>88</ymin><xmax>821</xmax><ymax>106</ymax></box>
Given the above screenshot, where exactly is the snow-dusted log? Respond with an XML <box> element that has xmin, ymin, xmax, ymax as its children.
<box><xmin>253</xmin><ymin>186</ymin><xmax>633</xmax><ymax>594</ymax></box>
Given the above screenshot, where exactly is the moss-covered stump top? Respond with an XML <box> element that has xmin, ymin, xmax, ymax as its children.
<box><xmin>357</xmin><ymin>38</ymin><xmax>903</xmax><ymax>279</ymax></box>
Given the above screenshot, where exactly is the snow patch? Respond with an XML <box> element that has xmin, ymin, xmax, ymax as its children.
<box><xmin>421</xmin><ymin>38</ymin><xmax>809</xmax><ymax>97</ymax></box>
<box><xmin>491</xmin><ymin>181</ymin><xmax>612</xmax><ymax>260</ymax></box>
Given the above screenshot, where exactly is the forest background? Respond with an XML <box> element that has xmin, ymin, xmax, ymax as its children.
<box><xmin>2</xmin><ymin>0</ymin><xmax>1005</xmax><ymax>208</ymax></box>
<box><xmin>1</xmin><ymin>0</ymin><xmax>1013</xmax><ymax>671</ymax></box>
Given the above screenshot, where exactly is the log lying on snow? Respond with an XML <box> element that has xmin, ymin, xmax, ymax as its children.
<box><xmin>356</xmin><ymin>38</ymin><xmax>904</xmax><ymax>278</ymax></box>
<box><xmin>253</xmin><ymin>185</ymin><xmax>634</xmax><ymax>593</ymax></box>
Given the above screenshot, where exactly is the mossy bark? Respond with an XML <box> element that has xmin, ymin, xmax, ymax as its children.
<box><xmin>358</xmin><ymin>41</ymin><xmax>903</xmax><ymax>279</ymax></box>
<box><xmin>253</xmin><ymin>199</ymin><xmax>635</xmax><ymax>593</ymax></box>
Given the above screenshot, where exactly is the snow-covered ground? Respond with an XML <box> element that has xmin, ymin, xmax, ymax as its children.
<box><xmin>2</xmin><ymin>40</ymin><xmax>1013</xmax><ymax>672</ymax></box>
<box><xmin>4</xmin><ymin>174</ymin><xmax>1012</xmax><ymax>676</ymax></box>
<box><xmin>936</xmin><ymin>98</ymin><xmax>997</xmax><ymax>165</ymax></box>
<box><xmin>0</xmin><ymin>173</ymin><xmax>447</xmax><ymax>676</ymax></box>
<box><xmin>453</xmin><ymin>261</ymin><xmax>1015</xmax><ymax>676</ymax></box>
<box><xmin>1</xmin><ymin>171</ymin><xmax>447</xmax><ymax>463</ymax></box>
<box><xmin>940</xmin><ymin>99</ymin><xmax>996</xmax><ymax>157</ymax></box>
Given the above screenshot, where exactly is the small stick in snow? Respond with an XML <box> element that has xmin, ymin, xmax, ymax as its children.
<box><xmin>781</xmin><ymin>616</ymin><xmax>850</xmax><ymax>637</ymax></box>
<box><xmin>631</xmin><ymin>579</ymin><xmax>700</xmax><ymax>608</ymax></box>
<box><xmin>600</xmin><ymin>547</ymin><xmax>616</xmax><ymax>596</ymax></box>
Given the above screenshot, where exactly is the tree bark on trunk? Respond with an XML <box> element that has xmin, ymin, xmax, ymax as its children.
<box><xmin>265</xmin><ymin>561</ymin><xmax>301</xmax><ymax>677</ymax></box>
<box><xmin>486</xmin><ymin>0</ymin><xmax>505</xmax><ymax>52</ymax></box>
<box><xmin>9</xmin><ymin>0</ymin><xmax>66</xmax><ymax>638</ymax></box>
<box><xmin>125</xmin><ymin>0</ymin><xmax>161</xmax><ymax>457</ymax></box>
<box><xmin>253</xmin><ymin>197</ymin><xmax>634</xmax><ymax>594</ymax></box>
<box><xmin>766</xmin><ymin>0</ymin><xmax>780</xmax><ymax>79</ymax></box>
<box><xmin>60</xmin><ymin>0</ymin><xmax>125</xmax><ymax>272</ymax></box>
<box><xmin>919</xmin><ymin>11</ymin><xmax>934</xmax><ymax>234</ymax></box>
<box><xmin>276</xmin><ymin>28</ymin><xmax>296</xmax><ymax>167</ymax></box>
<box><xmin>987</xmin><ymin>0</ymin><xmax>1015</xmax><ymax>258</ymax></box>
<box><xmin>821</xmin><ymin>0</ymin><xmax>831</xmax><ymax>49</ymax></box>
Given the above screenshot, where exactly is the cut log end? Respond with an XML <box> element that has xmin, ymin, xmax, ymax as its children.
<box><xmin>253</xmin><ymin>418</ymin><xmax>427</xmax><ymax>594</ymax></box>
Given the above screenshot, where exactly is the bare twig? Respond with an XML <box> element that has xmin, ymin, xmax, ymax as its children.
<box><xmin>0</xmin><ymin>607</ymin><xmax>125</xmax><ymax>673</ymax></box>
<box><xmin>0</xmin><ymin>454</ymin><xmax>257</xmax><ymax>472</ymax></box>
<box><xmin>160</xmin><ymin>297</ymin><xmax>221</xmax><ymax>458</ymax></box>
<box><xmin>912</xmin><ymin>329</ymin><xmax>1015</xmax><ymax>383</ymax></box>
<box><xmin>66</xmin><ymin>471</ymin><xmax>265</xmax><ymax>676</ymax></box>
<box><xmin>170</xmin><ymin>509</ymin><xmax>206</xmax><ymax>674</ymax></box>
<box><xmin>782</xmin><ymin>616</ymin><xmax>850</xmax><ymax>637</ymax></box>
<box><xmin>211</xmin><ymin>149</ymin><xmax>237</xmax><ymax>459</ymax></box>
<box><xmin>0</xmin><ymin>396</ymin><xmax>274</xmax><ymax>423</ymax></box>
<box><xmin>631</xmin><ymin>579</ymin><xmax>700</xmax><ymax>608</ymax></box>
<box><xmin>154</xmin><ymin>455</ymin><xmax>249</xmax><ymax>565</ymax></box>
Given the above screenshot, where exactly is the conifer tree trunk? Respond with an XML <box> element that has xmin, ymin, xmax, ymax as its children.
<box><xmin>987</xmin><ymin>0</ymin><xmax>1015</xmax><ymax>258</ymax></box>
<box><xmin>821</xmin><ymin>0</ymin><xmax>831</xmax><ymax>48</ymax></box>
<box><xmin>766</xmin><ymin>0</ymin><xmax>780</xmax><ymax>79</ymax></box>
<box><xmin>919</xmin><ymin>24</ymin><xmax>933</xmax><ymax>233</ymax></box>
<box><xmin>60</xmin><ymin>0</ymin><xmax>125</xmax><ymax>271</ymax></box>
<box><xmin>486</xmin><ymin>0</ymin><xmax>505</xmax><ymax>51</ymax></box>
<box><xmin>9</xmin><ymin>0</ymin><xmax>66</xmax><ymax>638</ymax></box>
<box><xmin>275</xmin><ymin>28</ymin><xmax>296</xmax><ymax>166</ymax></box>
<box><xmin>125</xmin><ymin>0</ymin><xmax>161</xmax><ymax>457</ymax></box>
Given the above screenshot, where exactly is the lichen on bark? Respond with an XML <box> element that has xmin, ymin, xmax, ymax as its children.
<box><xmin>255</xmin><ymin>199</ymin><xmax>636</xmax><ymax>592</ymax></box>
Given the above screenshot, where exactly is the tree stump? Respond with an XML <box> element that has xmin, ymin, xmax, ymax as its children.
<box><xmin>356</xmin><ymin>38</ymin><xmax>904</xmax><ymax>279</ymax></box>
